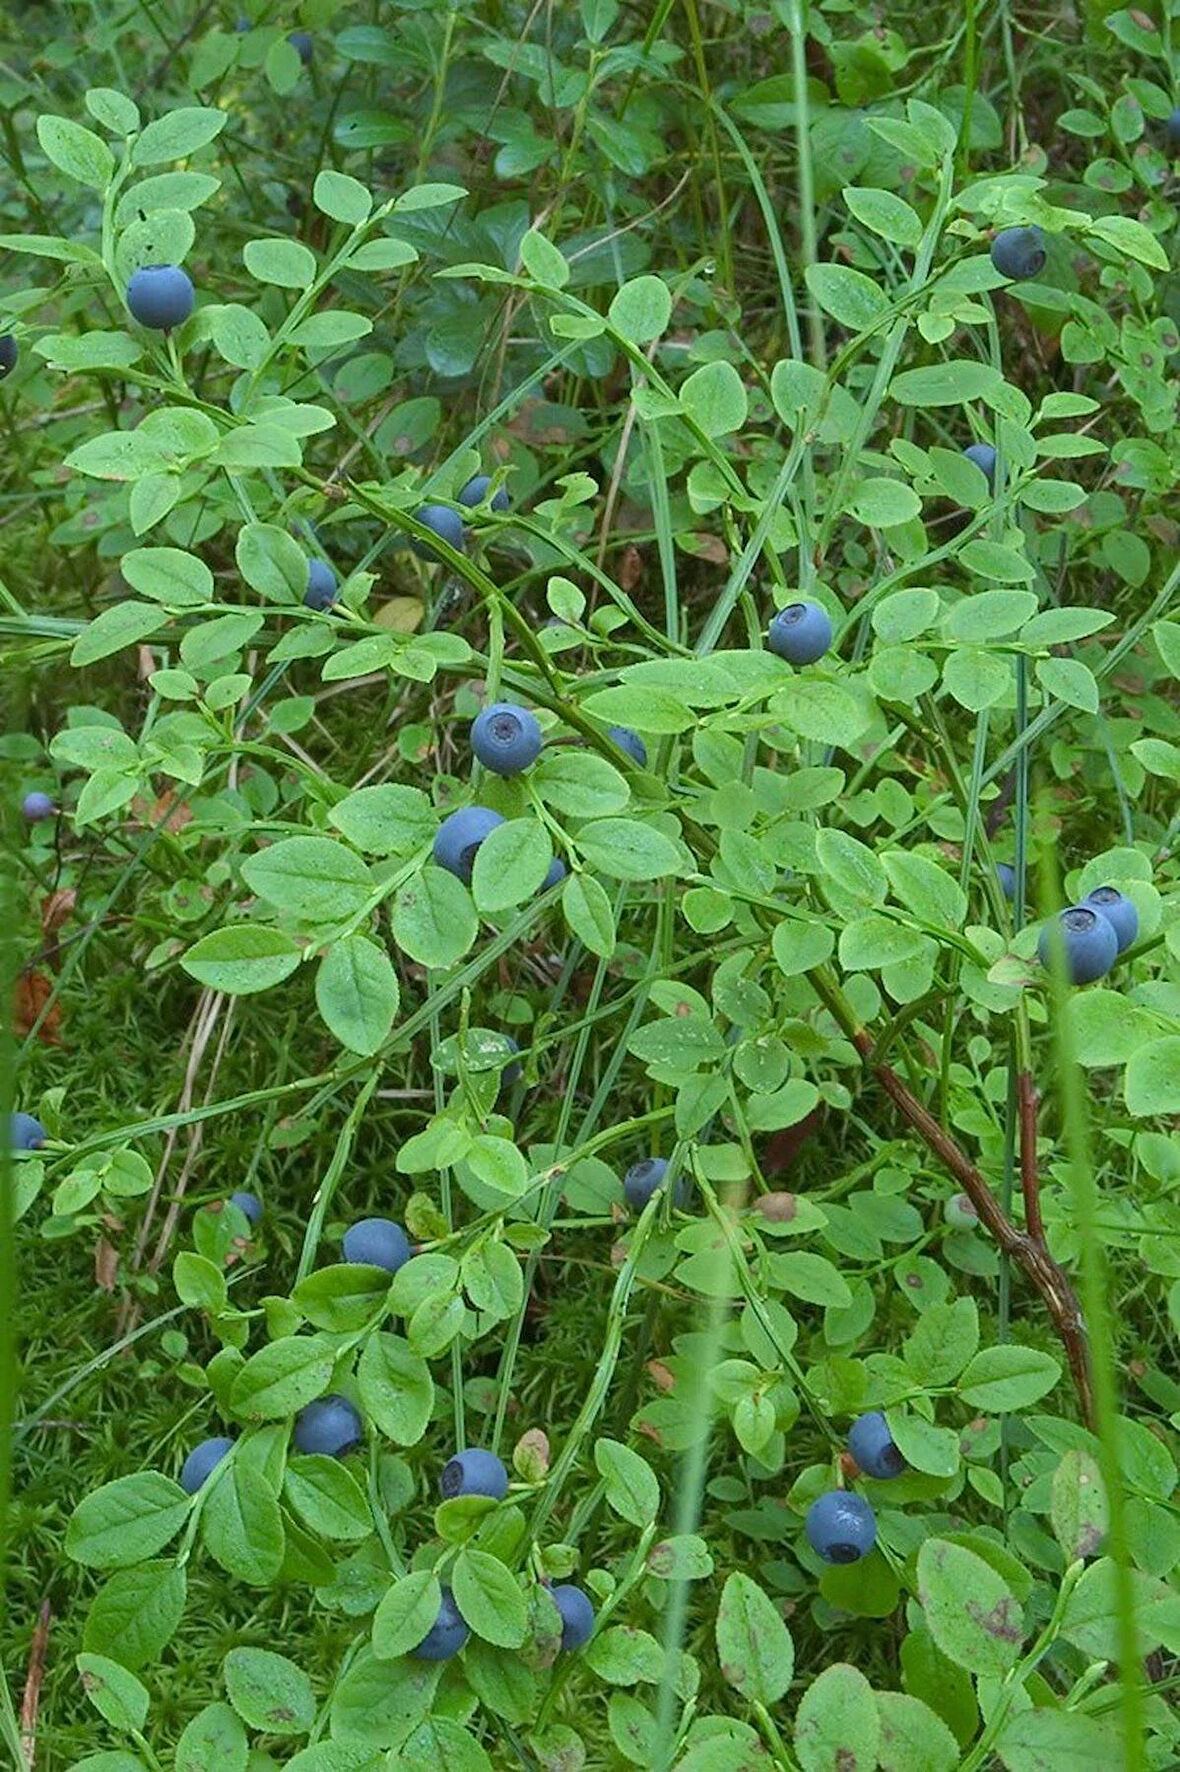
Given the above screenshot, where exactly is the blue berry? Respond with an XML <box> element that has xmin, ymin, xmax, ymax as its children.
<box><xmin>410</xmin><ymin>505</ymin><xmax>465</xmax><ymax>561</ymax></box>
<box><xmin>990</xmin><ymin>226</ymin><xmax>1046</xmax><ymax>281</ymax></box>
<box><xmin>433</xmin><ymin>806</ymin><xmax>504</xmax><ymax>884</ymax></box>
<box><xmin>542</xmin><ymin>857</ymin><xmax>567</xmax><ymax>891</ymax></box>
<box><xmin>412</xmin><ymin>1587</ymin><xmax>469</xmax><ymax>1660</ymax></box>
<box><xmin>1083</xmin><ymin>886</ymin><xmax>1138</xmax><ymax>954</ymax></box>
<box><xmin>551</xmin><ymin>1584</ymin><xmax>595</xmax><ymax>1651</ymax></box>
<box><xmin>1168</xmin><ymin>107</ymin><xmax>1180</xmax><ymax>150</ymax></box>
<box><xmin>471</xmin><ymin>702</ymin><xmax>543</xmax><ymax>775</ymax></box>
<box><xmin>1037</xmin><ymin>905</ymin><xmax>1119</xmax><ymax>985</ymax></box>
<box><xmin>341</xmin><ymin>1217</ymin><xmax>411</xmax><ymax>1274</ymax></box>
<box><xmin>996</xmin><ymin>863</ymin><xmax>1017</xmax><ymax>901</ymax></box>
<box><xmin>229</xmin><ymin>1190</ymin><xmax>263</xmax><ymax>1226</ymax></box>
<box><xmin>768</xmin><ymin>600</ymin><xmax>833</xmax><ymax>666</ymax></box>
<box><xmin>623</xmin><ymin>1157</ymin><xmax>688</xmax><ymax>1211</ymax></box>
<box><xmin>458</xmin><ymin>474</ymin><xmax>510</xmax><ymax>513</ymax></box>
<box><xmin>288</xmin><ymin>30</ymin><xmax>314</xmax><ymax>63</ymax></box>
<box><xmin>0</xmin><ymin>335</ymin><xmax>17</xmax><ymax>376</ymax></box>
<box><xmin>304</xmin><ymin>559</ymin><xmax>338</xmax><ymax>610</ymax></box>
<box><xmin>847</xmin><ymin>1411</ymin><xmax>905</xmax><ymax>1480</ymax></box>
<box><xmin>7</xmin><ymin>1112</ymin><xmax>46</xmax><ymax>1151</ymax></box>
<box><xmin>805</xmin><ymin>1490</ymin><xmax>877</xmax><ymax>1564</ymax></box>
<box><xmin>126</xmin><ymin>264</ymin><xmax>195</xmax><ymax>330</ymax></box>
<box><xmin>963</xmin><ymin>442</ymin><xmax>996</xmax><ymax>488</ymax></box>
<box><xmin>179</xmin><ymin>1435</ymin><xmax>234</xmax><ymax>1494</ymax></box>
<box><xmin>498</xmin><ymin>1035</ymin><xmax>523</xmax><ymax>1090</ymax></box>
<box><xmin>439</xmin><ymin>1448</ymin><xmax>509</xmax><ymax>1502</ymax></box>
<box><xmin>294</xmin><ymin>1395</ymin><xmax>363</xmax><ymax>1457</ymax></box>
<box><xmin>22</xmin><ymin>791</ymin><xmax>55</xmax><ymax>822</ymax></box>
<box><xmin>607</xmin><ymin>727</ymin><xmax>647</xmax><ymax>767</ymax></box>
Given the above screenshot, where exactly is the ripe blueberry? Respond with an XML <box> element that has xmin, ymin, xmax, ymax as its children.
<box><xmin>1168</xmin><ymin>107</ymin><xmax>1180</xmax><ymax>150</ymax></box>
<box><xmin>294</xmin><ymin>1394</ymin><xmax>363</xmax><ymax>1457</ymax></box>
<box><xmin>846</xmin><ymin>1410</ymin><xmax>905</xmax><ymax>1480</ymax></box>
<box><xmin>411</xmin><ymin>1587</ymin><xmax>469</xmax><ymax>1660</ymax></box>
<box><xmin>458</xmin><ymin>474</ymin><xmax>510</xmax><ymax>513</ymax></box>
<box><xmin>288</xmin><ymin>30</ymin><xmax>314</xmax><ymax>64</ymax></box>
<box><xmin>440</xmin><ymin>1448</ymin><xmax>509</xmax><ymax>1502</ymax></box>
<box><xmin>768</xmin><ymin>600</ymin><xmax>833</xmax><ymax>665</ymax></box>
<box><xmin>7</xmin><ymin>1112</ymin><xmax>46</xmax><ymax>1151</ymax></box>
<box><xmin>1083</xmin><ymin>886</ymin><xmax>1138</xmax><ymax>954</ymax></box>
<box><xmin>229</xmin><ymin>1190</ymin><xmax>263</xmax><ymax>1226</ymax></box>
<box><xmin>126</xmin><ymin>264</ymin><xmax>195</xmax><ymax>331</ymax></box>
<box><xmin>433</xmin><ymin>805</ymin><xmax>504</xmax><ymax>884</ymax></box>
<box><xmin>963</xmin><ymin>442</ymin><xmax>997</xmax><ymax>488</ymax></box>
<box><xmin>1037</xmin><ymin>905</ymin><xmax>1119</xmax><ymax>985</ymax></box>
<box><xmin>543</xmin><ymin>857</ymin><xmax>567</xmax><ymax>890</ymax></box>
<box><xmin>498</xmin><ymin>1035</ymin><xmax>523</xmax><ymax>1089</ymax></box>
<box><xmin>944</xmin><ymin>1192</ymin><xmax>979</xmax><ymax>1230</ymax></box>
<box><xmin>179</xmin><ymin>1435</ymin><xmax>234</xmax><ymax>1494</ymax></box>
<box><xmin>341</xmin><ymin>1217</ymin><xmax>412</xmax><ymax>1274</ymax></box>
<box><xmin>623</xmin><ymin>1157</ymin><xmax>688</xmax><ymax>1211</ymax></box>
<box><xmin>0</xmin><ymin>335</ymin><xmax>17</xmax><ymax>377</ymax></box>
<box><xmin>409</xmin><ymin>505</ymin><xmax>465</xmax><ymax>561</ymax></box>
<box><xmin>304</xmin><ymin>558</ymin><xmax>338</xmax><ymax>610</ymax></box>
<box><xmin>607</xmin><ymin>726</ymin><xmax>647</xmax><ymax>767</ymax></box>
<box><xmin>805</xmin><ymin>1490</ymin><xmax>876</xmax><ymax>1564</ymax></box>
<box><xmin>551</xmin><ymin>1584</ymin><xmax>595</xmax><ymax>1651</ymax></box>
<box><xmin>471</xmin><ymin>702</ymin><xmax>543</xmax><ymax>775</ymax></box>
<box><xmin>22</xmin><ymin>791</ymin><xmax>55</xmax><ymax>822</ymax></box>
<box><xmin>996</xmin><ymin>862</ymin><xmax>1017</xmax><ymax>901</ymax></box>
<box><xmin>990</xmin><ymin>226</ymin><xmax>1046</xmax><ymax>281</ymax></box>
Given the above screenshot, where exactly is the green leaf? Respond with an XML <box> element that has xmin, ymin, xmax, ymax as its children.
<box><xmin>575</xmin><ymin>818</ymin><xmax>681</xmax><ymax>881</ymax></box>
<box><xmin>397</xmin><ymin>1717</ymin><xmax>495</xmax><ymax>1772</ymax></box>
<box><xmin>82</xmin><ymin>1562</ymin><xmax>187</xmax><ymax>1671</ymax></box>
<box><xmin>715</xmin><ymin>1572</ymin><xmax>794</xmax><ymax>1705</ymax></box>
<box><xmin>37</xmin><ymin>114</ymin><xmax>114</xmax><ymax>187</ymax></box>
<box><xmin>356</xmin><ymin>1333</ymin><xmax>434</xmax><ymax>1445</ymax></box>
<box><xmin>679</xmin><ymin>361</ymin><xmax>748</xmax><ymax>437</ymax></box>
<box><xmin>995</xmin><ymin>1708</ymin><xmax>1123</xmax><ymax>1771</ymax></box>
<box><xmin>881</xmin><ymin>852</ymin><xmax>966</xmax><ymax>928</ymax></box>
<box><xmin>608</xmin><ymin>276</ymin><xmax>672</xmax><ymax>344</ymax></box>
<box><xmin>1060</xmin><ymin>1556</ymin><xmax>1180</xmax><ymax>1658</ymax></box>
<box><xmin>329</xmin><ymin>785</ymin><xmax>436</xmax><ymax>856</ymax></box>
<box><xmin>121</xmin><ymin>546</ymin><xmax>212</xmax><ymax>608</ymax></box>
<box><xmin>77</xmin><ymin>1654</ymin><xmax>149</xmax><ymax>1732</ymax></box>
<box><xmin>241</xmin><ymin>837</ymin><xmax>373</xmax><ymax>924</ymax></box>
<box><xmin>66</xmin><ymin>1472</ymin><xmax>191</xmax><ymax>1569</ymax></box>
<box><xmin>958</xmin><ymin>1344</ymin><xmax>1061</xmax><ymax>1410</ymax></box>
<box><xmin>228</xmin><ymin>1333</ymin><xmax>338</xmax><ymax>1419</ymax></box>
<box><xmin>173</xmin><ymin>1251</ymin><xmax>227</xmax><ymax>1312</ymax></box>
<box><xmin>945</xmin><ymin>590</ymin><xmax>1038</xmax><ymax>642</ymax></box>
<box><xmin>372</xmin><ymin>1571</ymin><xmax>442</xmax><ymax>1660</ymax></box>
<box><xmin>314</xmin><ymin>169</ymin><xmax>372</xmax><ymax>225</ymax></box>
<box><xmin>391</xmin><ymin>867</ymin><xmax>478</xmax><ymax>968</ymax></box>
<box><xmin>471</xmin><ymin>818</ymin><xmax>553</xmax><ymax>914</ymax></box>
<box><xmin>815</xmin><ymin>828</ymin><xmax>887</xmax><ymax>909</ymax></box>
<box><xmin>224</xmin><ymin>1646</ymin><xmax>315</xmax><ymax>1734</ymax></box>
<box><xmin>328</xmin><ymin>1647</ymin><xmax>442</xmax><ymax>1748</ymax></box>
<box><xmin>1036</xmin><ymin>656</ymin><xmax>1099</xmax><ymax>713</ymax></box>
<box><xmin>1086</xmin><ymin>213</ymin><xmax>1169</xmax><ymax>270</ymax></box>
<box><xmin>132</xmin><ymin>106</ymin><xmax>227</xmax><ymax>166</ymax></box>
<box><xmin>874</xmin><ymin>1691</ymin><xmax>959</xmax><ymax>1772</ymax></box>
<box><xmin>236</xmin><ymin>521</ymin><xmax>308</xmax><ymax>603</ymax></box>
<box><xmin>916</xmin><ymin>1538</ymin><xmax>1024</xmax><ymax>1674</ymax></box>
<box><xmin>316</xmin><ymin>935</ymin><xmax>399</xmax><ymax>1055</ymax></box>
<box><xmin>533</xmin><ymin>751</ymin><xmax>630</xmax><ymax>817</ymax></box>
<box><xmin>845</xmin><ymin>478</ymin><xmax>921</xmax><ymax>528</ymax></box>
<box><xmin>561</xmin><ymin>872</ymin><xmax>616</xmax><ymax>957</ymax></box>
<box><xmin>182</xmin><ymin>925</ymin><xmax>302</xmax><ymax>994</ymax></box>
<box><xmin>769</xmin><ymin>1251</ymin><xmax>850</xmax><ymax>1308</ymax></box>
<box><xmin>581</xmin><ymin>684</ymin><xmax>691</xmax><ymax>733</ymax></box>
<box><xmin>794</xmin><ymin>1662</ymin><xmax>879</xmax><ymax>1772</ymax></box>
<box><xmin>71</xmin><ymin>601</ymin><xmax>162</xmax><ymax>667</ymax></box>
<box><xmin>244</xmin><ymin>237</ymin><xmax>318</xmax><ymax>288</ymax></box>
<box><xmin>1050</xmin><ymin>1449</ymin><xmax>1108</xmax><ymax>1561</ymax></box>
<box><xmin>451</xmin><ymin>1548</ymin><xmax>527</xmax><ymax>1648</ymax></box>
<box><xmin>843</xmin><ymin>186</ymin><xmax>922</xmax><ymax>247</ymax></box>
<box><xmin>890</xmin><ymin>362</ymin><xmax>1006</xmax><ymax>406</ymax></box>
<box><xmin>175</xmin><ymin>1703</ymin><xmax>248</xmax><ymax>1772</ymax></box>
<box><xmin>595</xmin><ymin>1438</ymin><xmax>660</xmax><ymax>1527</ymax></box>
<box><xmin>202</xmin><ymin>1460</ymin><xmax>285</xmax><ymax>1586</ymax></box>
<box><xmin>519</xmin><ymin>228</ymin><xmax>570</xmax><ymax>288</ymax></box>
<box><xmin>805</xmin><ymin>263</ymin><xmax>892</xmax><ymax>331</ymax></box>
<box><xmin>942</xmin><ymin>647</ymin><xmax>1010</xmax><ymax>712</ymax></box>
<box><xmin>903</xmin><ymin>1298</ymin><xmax>979</xmax><ymax>1386</ymax></box>
<box><xmin>1123</xmin><ymin>1037</ymin><xmax>1180</xmax><ymax>1116</ymax></box>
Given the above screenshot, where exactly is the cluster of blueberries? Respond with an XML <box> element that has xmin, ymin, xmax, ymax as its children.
<box><xmin>805</xmin><ymin>1410</ymin><xmax>904</xmax><ymax>1564</ymax></box>
<box><xmin>182</xmin><ymin>1411</ymin><xmax>594</xmax><ymax>1660</ymax></box>
<box><xmin>1036</xmin><ymin>885</ymin><xmax>1138</xmax><ymax>985</ymax></box>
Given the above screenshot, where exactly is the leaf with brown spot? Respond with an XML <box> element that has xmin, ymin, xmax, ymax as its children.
<box><xmin>794</xmin><ymin>1662</ymin><xmax>879</xmax><ymax>1772</ymax></box>
<box><xmin>917</xmin><ymin>1538</ymin><xmax>1025</xmax><ymax>1675</ymax></box>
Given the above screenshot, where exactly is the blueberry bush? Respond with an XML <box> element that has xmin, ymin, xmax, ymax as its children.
<box><xmin>2</xmin><ymin>2</ymin><xmax>1180</xmax><ymax>1768</ymax></box>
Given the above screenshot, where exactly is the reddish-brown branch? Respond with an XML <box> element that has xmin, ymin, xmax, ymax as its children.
<box><xmin>850</xmin><ymin>1029</ymin><xmax>1094</xmax><ymax>1428</ymax></box>
<box><xmin>21</xmin><ymin>1600</ymin><xmax>50</xmax><ymax>1769</ymax></box>
<box><xmin>1018</xmin><ymin>1070</ymin><xmax>1045</xmax><ymax>1245</ymax></box>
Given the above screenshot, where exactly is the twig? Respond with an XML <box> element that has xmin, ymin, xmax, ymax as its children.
<box><xmin>1018</xmin><ymin>1070</ymin><xmax>1045</xmax><ymax>1245</ymax></box>
<box><xmin>20</xmin><ymin>1601</ymin><xmax>50</xmax><ymax>1770</ymax></box>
